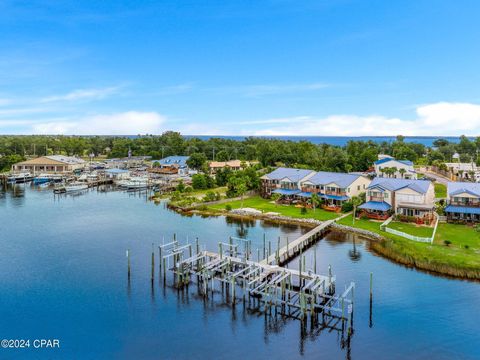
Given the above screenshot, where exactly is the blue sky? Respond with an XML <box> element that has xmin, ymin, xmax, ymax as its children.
<box><xmin>1</xmin><ymin>0</ymin><xmax>480</xmax><ymax>136</ymax></box>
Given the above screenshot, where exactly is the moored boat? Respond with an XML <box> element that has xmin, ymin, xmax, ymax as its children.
<box><xmin>64</xmin><ymin>183</ymin><xmax>89</xmax><ymax>193</ymax></box>
<box><xmin>33</xmin><ymin>173</ymin><xmax>64</xmax><ymax>185</ymax></box>
<box><xmin>7</xmin><ymin>172</ymin><xmax>34</xmax><ymax>184</ymax></box>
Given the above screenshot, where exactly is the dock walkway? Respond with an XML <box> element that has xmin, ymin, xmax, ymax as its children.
<box><xmin>262</xmin><ymin>220</ymin><xmax>335</xmax><ymax>265</ymax></box>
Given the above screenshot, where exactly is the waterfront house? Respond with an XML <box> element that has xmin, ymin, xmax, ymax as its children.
<box><xmin>359</xmin><ymin>178</ymin><xmax>435</xmax><ymax>221</ymax></box>
<box><xmin>209</xmin><ymin>160</ymin><xmax>258</xmax><ymax>174</ymax></box>
<box><xmin>151</xmin><ymin>156</ymin><xmax>190</xmax><ymax>175</ymax></box>
<box><xmin>11</xmin><ymin>155</ymin><xmax>85</xmax><ymax>175</ymax></box>
<box><xmin>299</xmin><ymin>172</ymin><xmax>371</xmax><ymax>211</ymax></box>
<box><xmin>373</xmin><ymin>155</ymin><xmax>417</xmax><ymax>179</ymax></box>
<box><xmin>261</xmin><ymin>167</ymin><xmax>315</xmax><ymax>197</ymax></box>
<box><xmin>444</xmin><ymin>182</ymin><xmax>480</xmax><ymax>222</ymax></box>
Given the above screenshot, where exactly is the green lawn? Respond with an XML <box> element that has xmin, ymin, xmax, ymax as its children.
<box><xmin>337</xmin><ymin>214</ymin><xmax>384</xmax><ymax>233</ymax></box>
<box><xmin>434</xmin><ymin>223</ymin><xmax>480</xmax><ymax>251</ymax></box>
<box><xmin>387</xmin><ymin>221</ymin><xmax>434</xmax><ymax>238</ymax></box>
<box><xmin>338</xmin><ymin>215</ymin><xmax>480</xmax><ymax>274</ymax></box>
<box><xmin>434</xmin><ymin>183</ymin><xmax>447</xmax><ymax>198</ymax></box>
<box><xmin>207</xmin><ymin>195</ymin><xmax>340</xmax><ymax>221</ymax></box>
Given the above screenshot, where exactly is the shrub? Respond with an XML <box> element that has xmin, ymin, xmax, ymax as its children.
<box><xmin>300</xmin><ymin>207</ymin><xmax>307</xmax><ymax>215</ymax></box>
<box><xmin>184</xmin><ymin>186</ymin><xmax>193</xmax><ymax>193</ymax></box>
<box><xmin>464</xmin><ymin>244</ymin><xmax>470</xmax><ymax>249</ymax></box>
<box><xmin>341</xmin><ymin>201</ymin><xmax>354</xmax><ymax>213</ymax></box>
<box><xmin>203</xmin><ymin>191</ymin><xmax>217</xmax><ymax>202</ymax></box>
<box><xmin>225</xmin><ymin>204</ymin><xmax>232</xmax><ymax>211</ymax></box>
<box><xmin>443</xmin><ymin>240</ymin><xmax>452</xmax><ymax>246</ymax></box>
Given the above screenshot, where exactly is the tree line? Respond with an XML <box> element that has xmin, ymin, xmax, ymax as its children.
<box><xmin>1</xmin><ymin>132</ymin><xmax>479</xmax><ymax>172</ymax></box>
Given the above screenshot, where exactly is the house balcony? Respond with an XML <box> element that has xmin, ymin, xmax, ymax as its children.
<box><xmin>325</xmin><ymin>190</ymin><xmax>347</xmax><ymax>196</ymax></box>
<box><xmin>449</xmin><ymin>201</ymin><xmax>480</xmax><ymax>207</ymax></box>
<box><xmin>369</xmin><ymin>196</ymin><xmax>385</xmax><ymax>202</ymax></box>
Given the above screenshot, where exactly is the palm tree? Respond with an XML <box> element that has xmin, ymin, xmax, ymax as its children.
<box><xmin>391</xmin><ymin>166</ymin><xmax>398</xmax><ymax>178</ymax></box>
<box><xmin>399</xmin><ymin>168</ymin><xmax>406</xmax><ymax>179</ymax></box>
<box><xmin>311</xmin><ymin>193</ymin><xmax>320</xmax><ymax>212</ymax></box>
<box><xmin>351</xmin><ymin>196</ymin><xmax>363</xmax><ymax>225</ymax></box>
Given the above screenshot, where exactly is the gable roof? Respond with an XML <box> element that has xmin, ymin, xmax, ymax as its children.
<box><xmin>15</xmin><ymin>155</ymin><xmax>85</xmax><ymax>166</ymax></box>
<box><xmin>448</xmin><ymin>181</ymin><xmax>480</xmax><ymax>198</ymax></box>
<box><xmin>374</xmin><ymin>158</ymin><xmax>414</xmax><ymax>166</ymax></box>
<box><xmin>153</xmin><ymin>156</ymin><xmax>190</xmax><ymax>167</ymax></box>
<box><xmin>368</xmin><ymin>177</ymin><xmax>431</xmax><ymax>194</ymax></box>
<box><xmin>263</xmin><ymin>167</ymin><xmax>315</xmax><ymax>183</ymax></box>
<box><xmin>305</xmin><ymin>171</ymin><xmax>363</xmax><ymax>188</ymax></box>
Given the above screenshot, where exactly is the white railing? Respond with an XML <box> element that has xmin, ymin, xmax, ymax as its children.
<box><xmin>384</xmin><ymin>227</ymin><xmax>432</xmax><ymax>243</ymax></box>
<box><xmin>384</xmin><ymin>213</ymin><xmax>439</xmax><ymax>244</ymax></box>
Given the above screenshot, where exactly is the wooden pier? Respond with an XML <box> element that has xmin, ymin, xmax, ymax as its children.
<box><xmin>262</xmin><ymin>220</ymin><xmax>335</xmax><ymax>266</ymax></box>
<box><xmin>155</xmin><ymin>235</ymin><xmax>355</xmax><ymax>333</ymax></box>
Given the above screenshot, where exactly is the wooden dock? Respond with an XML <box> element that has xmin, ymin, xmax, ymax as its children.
<box><xmin>261</xmin><ymin>220</ymin><xmax>335</xmax><ymax>266</ymax></box>
<box><xmin>155</xmin><ymin>234</ymin><xmax>355</xmax><ymax>332</ymax></box>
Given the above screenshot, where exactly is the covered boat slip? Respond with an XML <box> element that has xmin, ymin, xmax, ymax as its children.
<box><xmin>445</xmin><ymin>205</ymin><xmax>480</xmax><ymax>222</ymax></box>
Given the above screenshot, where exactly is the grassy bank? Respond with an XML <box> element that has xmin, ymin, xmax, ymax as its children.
<box><xmin>207</xmin><ymin>195</ymin><xmax>340</xmax><ymax>221</ymax></box>
<box><xmin>338</xmin><ymin>215</ymin><xmax>480</xmax><ymax>279</ymax></box>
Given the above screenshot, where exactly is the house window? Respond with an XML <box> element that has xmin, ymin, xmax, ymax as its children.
<box><xmin>384</xmin><ymin>193</ymin><xmax>388</xmax><ymax>199</ymax></box>
<box><xmin>357</xmin><ymin>185</ymin><xmax>360</xmax><ymax>191</ymax></box>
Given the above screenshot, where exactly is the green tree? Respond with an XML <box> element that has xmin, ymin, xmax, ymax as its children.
<box><xmin>187</xmin><ymin>153</ymin><xmax>207</xmax><ymax>170</ymax></box>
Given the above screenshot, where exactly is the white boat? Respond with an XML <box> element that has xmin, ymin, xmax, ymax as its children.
<box><xmin>8</xmin><ymin>172</ymin><xmax>34</xmax><ymax>184</ymax></box>
<box><xmin>65</xmin><ymin>183</ymin><xmax>89</xmax><ymax>193</ymax></box>
<box><xmin>54</xmin><ymin>182</ymin><xmax>89</xmax><ymax>193</ymax></box>
<box><xmin>120</xmin><ymin>177</ymin><xmax>149</xmax><ymax>190</ymax></box>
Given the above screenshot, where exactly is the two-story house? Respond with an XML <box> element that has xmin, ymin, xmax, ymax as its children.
<box><xmin>359</xmin><ymin>178</ymin><xmax>435</xmax><ymax>220</ymax></box>
<box><xmin>374</xmin><ymin>156</ymin><xmax>417</xmax><ymax>179</ymax></box>
<box><xmin>299</xmin><ymin>171</ymin><xmax>371</xmax><ymax>211</ymax></box>
<box><xmin>445</xmin><ymin>182</ymin><xmax>480</xmax><ymax>222</ymax></box>
<box><xmin>260</xmin><ymin>167</ymin><xmax>315</xmax><ymax>197</ymax></box>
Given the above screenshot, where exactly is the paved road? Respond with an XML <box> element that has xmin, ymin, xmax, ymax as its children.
<box><xmin>417</xmin><ymin>169</ymin><xmax>450</xmax><ymax>186</ymax></box>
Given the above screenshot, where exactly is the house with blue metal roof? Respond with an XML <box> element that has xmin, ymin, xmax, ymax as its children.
<box><xmin>359</xmin><ymin>177</ymin><xmax>435</xmax><ymax>220</ymax></box>
<box><xmin>373</xmin><ymin>155</ymin><xmax>417</xmax><ymax>180</ymax></box>
<box><xmin>260</xmin><ymin>167</ymin><xmax>315</xmax><ymax>197</ymax></box>
<box><xmin>445</xmin><ymin>181</ymin><xmax>480</xmax><ymax>222</ymax></box>
<box><xmin>151</xmin><ymin>156</ymin><xmax>190</xmax><ymax>175</ymax></box>
<box><xmin>299</xmin><ymin>171</ymin><xmax>371</xmax><ymax>210</ymax></box>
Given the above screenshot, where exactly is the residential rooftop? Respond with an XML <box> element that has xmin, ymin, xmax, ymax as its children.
<box><xmin>304</xmin><ymin>171</ymin><xmax>363</xmax><ymax>188</ymax></box>
<box><xmin>448</xmin><ymin>181</ymin><xmax>480</xmax><ymax>197</ymax></box>
<box><xmin>374</xmin><ymin>158</ymin><xmax>414</xmax><ymax>166</ymax></box>
<box><xmin>262</xmin><ymin>167</ymin><xmax>315</xmax><ymax>182</ymax></box>
<box><xmin>368</xmin><ymin>177</ymin><xmax>431</xmax><ymax>194</ymax></box>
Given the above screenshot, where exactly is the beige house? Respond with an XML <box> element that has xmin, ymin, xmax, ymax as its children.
<box><xmin>299</xmin><ymin>171</ymin><xmax>371</xmax><ymax>210</ymax></box>
<box><xmin>209</xmin><ymin>160</ymin><xmax>256</xmax><ymax>174</ymax></box>
<box><xmin>445</xmin><ymin>182</ymin><xmax>480</xmax><ymax>222</ymax></box>
<box><xmin>12</xmin><ymin>155</ymin><xmax>86</xmax><ymax>174</ymax></box>
<box><xmin>359</xmin><ymin>178</ymin><xmax>435</xmax><ymax>220</ymax></box>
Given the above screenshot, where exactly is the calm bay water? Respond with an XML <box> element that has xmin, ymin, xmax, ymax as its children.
<box><xmin>0</xmin><ymin>185</ymin><xmax>479</xmax><ymax>359</ymax></box>
<box><xmin>185</xmin><ymin>135</ymin><xmax>466</xmax><ymax>147</ymax></box>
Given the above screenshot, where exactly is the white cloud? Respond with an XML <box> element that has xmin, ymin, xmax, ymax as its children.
<box><xmin>40</xmin><ymin>86</ymin><xmax>122</xmax><ymax>103</ymax></box>
<box><xmin>32</xmin><ymin>111</ymin><xmax>165</xmax><ymax>135</ymax></box>
<box><xmin>248</xmin><ymin>102</ymin><xmax>480</xmax><ymax>136</ymax></box>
